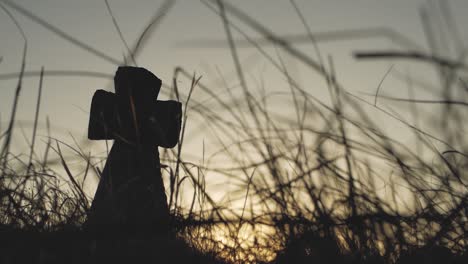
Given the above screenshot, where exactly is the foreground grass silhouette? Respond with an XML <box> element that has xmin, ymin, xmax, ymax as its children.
<box><xmin>1</xmin><ymin>65</ymin><xmax>466</xmax><ymax>263</ymax></box>
<box><xmin>0</xmin><ymin>226</ymin><xmax>224</xmax><ymax>264</ymax></box>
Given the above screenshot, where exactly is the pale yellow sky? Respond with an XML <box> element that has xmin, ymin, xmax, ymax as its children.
<box><xmin>1</xmin><ymin>0</ymin><xmax>468</xmax><ymax>202</ymax></box>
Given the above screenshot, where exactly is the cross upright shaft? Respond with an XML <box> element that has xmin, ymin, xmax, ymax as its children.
<box><xmin>113</xmin><ymin>66</ymin><xmax>160</xmax><ymax>146</ymax></box>
<box><xmin>85</xmin><ymin>66</ymin><xmax>181</xmax><ymax>238</ymax></box>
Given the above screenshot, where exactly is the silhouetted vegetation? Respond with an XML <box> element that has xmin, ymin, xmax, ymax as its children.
<box><xmin>1</xmin><ymin>0</ymin><xmax>467</xmax><ymax>263</ymax></box>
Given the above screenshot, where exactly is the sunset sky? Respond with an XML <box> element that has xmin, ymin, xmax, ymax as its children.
<box><xmin>1</xmin><ymin>0</ymin><xmax>468</xmax><ymax>176</ymax></box>
<box><xmin>2</xmin><ymin>3</ymin><xmax>468</xmax><ymax>261</ymax></box>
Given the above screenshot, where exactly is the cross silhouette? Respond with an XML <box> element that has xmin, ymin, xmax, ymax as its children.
<box><xmin>85</xmin><ymin>66</ymin><xmax>181</xmax><ymax>238</ymax></box>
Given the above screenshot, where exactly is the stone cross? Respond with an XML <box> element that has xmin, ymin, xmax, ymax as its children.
<box><xmin>85</xmin><ymin>66</ymin><xmax>181</xmax><ymax>238</ymax></box>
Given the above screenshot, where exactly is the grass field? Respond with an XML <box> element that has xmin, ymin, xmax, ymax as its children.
<box><xmin>1</xmin><ymin>0</ymin><xmax>467</xmax><ymax>263</ymax></box>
